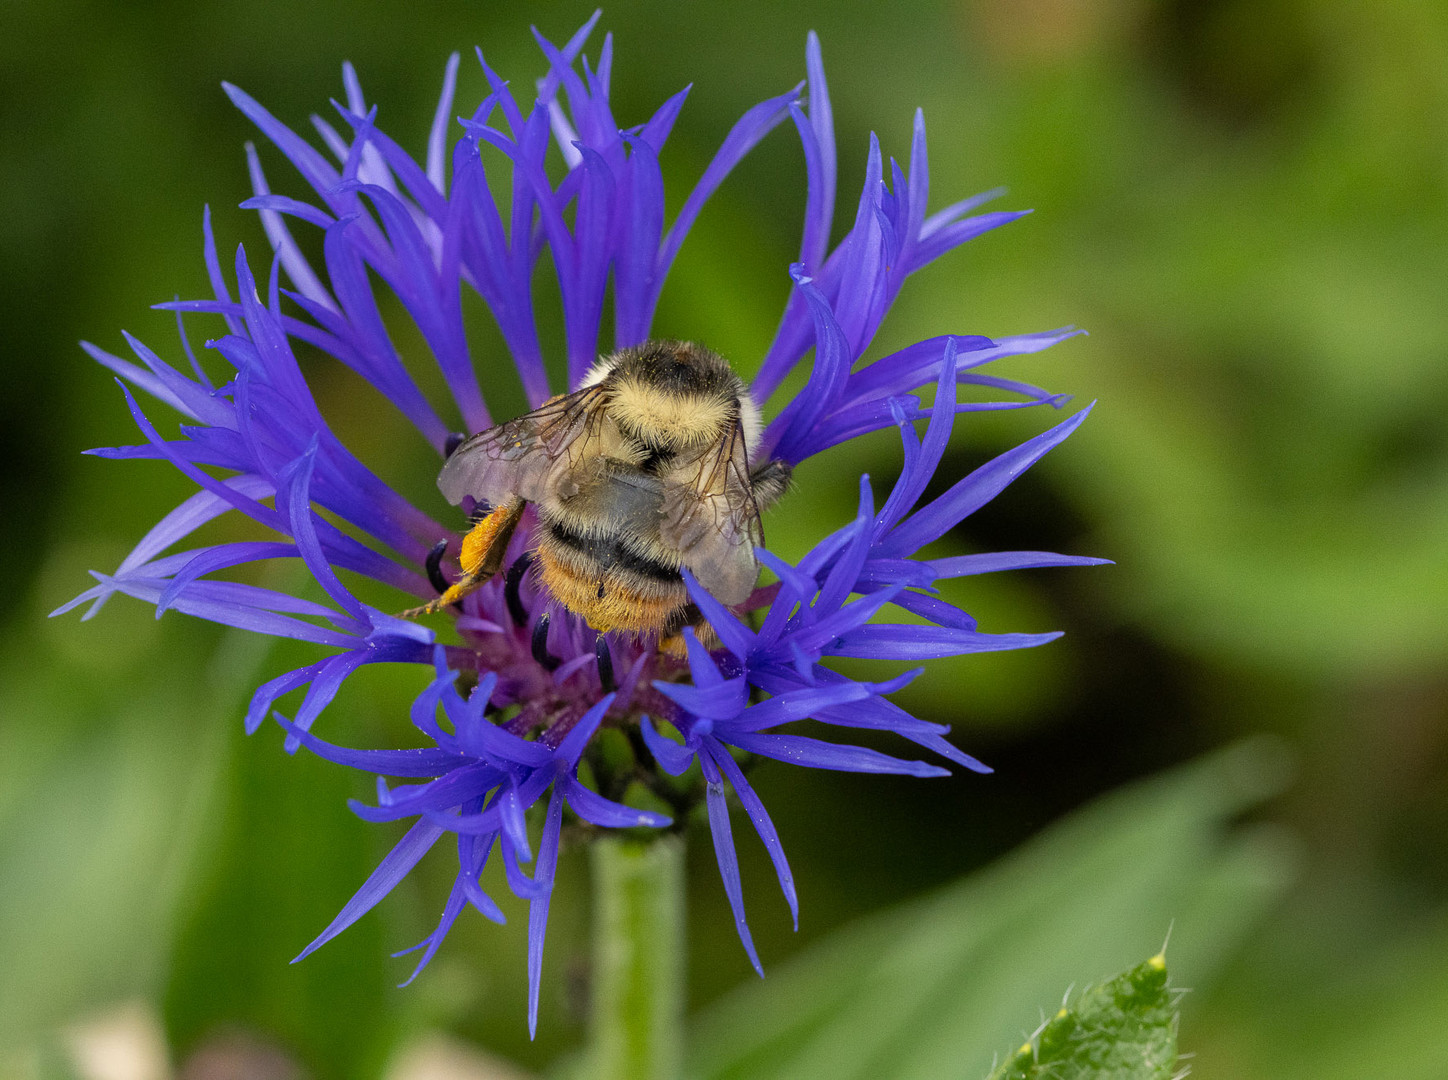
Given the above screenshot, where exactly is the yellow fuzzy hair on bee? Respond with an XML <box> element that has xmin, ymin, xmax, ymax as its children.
<box><xmin>608</xmin><ymin>377</ymin><xmax>734</xmax><ymax>447</ymax></box>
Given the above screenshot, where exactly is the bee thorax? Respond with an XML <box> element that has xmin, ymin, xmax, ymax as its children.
<box><xmin>610</xmin><ymin>377</ymin><xmax>735</xmax><ymax>449</ymax></box>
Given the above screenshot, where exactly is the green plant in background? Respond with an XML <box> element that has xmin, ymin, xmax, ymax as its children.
<box><xmin>984</xmin><ymin>954</ymin><xmax>1178</xmax><ymax>1080</ymax></box>
<box><xmin>687</xmin><ymin>739</ymin><xmax>1287</xmax><ymax>1080</ymax></box>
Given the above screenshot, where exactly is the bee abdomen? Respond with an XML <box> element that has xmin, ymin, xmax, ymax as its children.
<box><xmin>542</xmin><ymin>519</ymin><xmax>675</xmax><ymax>579</ymax></box>
<box><xmin>535</xmin><ymin>519</ymin><xmax>690</xmax><ymax>636</ymax></box>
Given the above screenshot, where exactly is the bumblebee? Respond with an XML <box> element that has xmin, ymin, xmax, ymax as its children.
<box><xmin>405</xmin><ymin>341</ymin><xmax>792</xmax><ymax>641</ymax></box>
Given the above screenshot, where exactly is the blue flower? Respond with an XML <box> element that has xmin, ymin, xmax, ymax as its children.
<box><xmin>56</xmin><ymin>16</ymin><xmax>1102</xmax><ymax>1033</ymax></box>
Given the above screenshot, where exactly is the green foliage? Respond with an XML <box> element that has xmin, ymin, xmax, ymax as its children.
<box><xmin>160</xmin><ymin>704</ymin><xmax>402</xmax><ymax>1080</ymax></box>
<box><xmin>0</xmin><ymin>617</ymin><xmax>262</xmax><ymax>1054</ymax></box>
<box><xmin>985</xmin><ymin>954</ymin><xmax>1177</xmax><ymax>1080</ymax></box>
<box><xmin>1193</xmin><ymin>909</ymin><xmax>1448</xmax><ymax>1080</ymax></box>
<box><xmin>686</xmin><ymin>741</ymin><xmax>1293</xmax><ymax>1080</ymax></box>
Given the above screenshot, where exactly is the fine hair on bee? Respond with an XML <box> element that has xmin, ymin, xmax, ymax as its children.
<box><xmin>403</xmin><ymin>341</ymin><xmax>792</xmax><ymax>653</ymax></box>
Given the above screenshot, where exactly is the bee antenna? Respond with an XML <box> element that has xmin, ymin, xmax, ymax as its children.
<box><xmin>595</xmin><ymin>633</ymin><xmax>616</xmax><ymax>693</ymax></box>
<box><xmin>423</xmin><ymin>539</ymin><xmax>450</xmax><ymax>595</ymax></box>
<box><xmin>531</xmin><ymin>612</ymin><xmax>561</xmax><ymax>672</ymax></box>
<box><xmin>505</xmin><ymin>552</ymin><xmax>534</xmax><ymax>627</ymax></box>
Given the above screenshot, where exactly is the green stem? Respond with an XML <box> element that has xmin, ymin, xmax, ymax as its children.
<box><xmin>588</xmin><ymin>834</ymin><xmax>686</xmax><ymax>1080</ymax></box>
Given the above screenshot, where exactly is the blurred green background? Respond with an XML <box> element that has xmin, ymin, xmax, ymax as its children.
<box><xmin>4</xmin><ymin>0</ymin><xmax>1448</xmax><ymax>1077</ymax></box>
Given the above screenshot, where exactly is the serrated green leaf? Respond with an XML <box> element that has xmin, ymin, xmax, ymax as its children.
<box><xmin>986</xmin><ymin>953</ymin><xmax>1177</xmax><ymax>1080</ymax></box>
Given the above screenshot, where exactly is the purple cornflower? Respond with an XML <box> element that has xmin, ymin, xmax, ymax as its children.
<box><xmin>57</xmin><ymin>16</ymin><xmax>1102</xmax><ymax>1034</ymax></box>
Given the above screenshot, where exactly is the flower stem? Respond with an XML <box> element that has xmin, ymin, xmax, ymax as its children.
<box><xmin>588</xmin><ymin>834</ymin><xmax>685</xmax><ymax>1080</ymax></box>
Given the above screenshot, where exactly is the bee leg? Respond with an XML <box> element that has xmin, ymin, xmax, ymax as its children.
<box><xmin>749</xmin><ymin>459</ymin><xmax>793</xmax><ymax>512</ymax></box>
<box><xmin>401</xmin><ymin>497</ymin><xmax>526</xmax><ymax>617</ymax></box>
<box><xmin>657</xmin><ymin>634</ymin><xmax>689</xmax><ymax>659</ymax></box>
<box><xmin>657</xmin><ymin>604</ymin><xmax>717</xmax><ymax>658</ymax></box>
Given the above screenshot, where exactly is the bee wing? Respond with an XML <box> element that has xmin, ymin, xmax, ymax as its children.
<box><xmin>659</xmin><ymin>419</ymin><xmax>763</xmax><ymax>605</ymax></box>
<box><xmin>438</xmin><ymin>386</ymin><xmax>608</xmax><ymax>507</ymax></box>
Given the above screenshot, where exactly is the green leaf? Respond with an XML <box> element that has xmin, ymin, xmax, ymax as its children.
<box><xmin>986</xmin><ymin>953</ymin><xmax>1177</xmax><ymax>1080</ymax></box>
<box><xmin>0</xmin><ymin>618</ymin><xmax>266</xmax><ymax>1054</ymax></box>
<box><xmin>1194</xmin><ymin>908</ymin><xmax>1448</xmax><ymax>1080</ymax></box>
<box><xmin>687</xmin><ymin>740</ymin><xmax>1296</xmax><ymax>1080</ymax></box>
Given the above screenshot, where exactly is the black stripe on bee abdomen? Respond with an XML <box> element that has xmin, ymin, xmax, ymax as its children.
<box><xmin>636</xmin><ymin>443</ymin><xmax>675</xmax><ymax>473</ymax></box>
<box><xmin>543</xmin><ymin>520</ymin><xmax>680</xmax><ymax>583</ymax></box>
